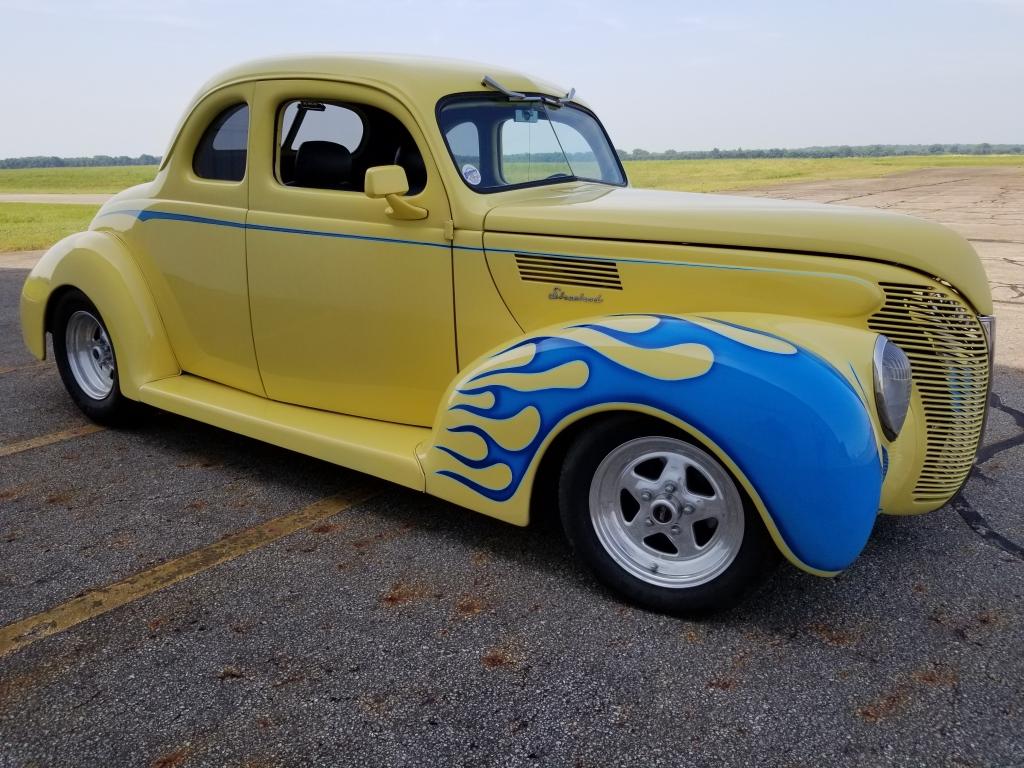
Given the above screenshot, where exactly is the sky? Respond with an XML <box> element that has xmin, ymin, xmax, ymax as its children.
<box><xmin>0</xmin><ymin>0</ymin><xmax>1022</xmax><ymax>157</ymax></box>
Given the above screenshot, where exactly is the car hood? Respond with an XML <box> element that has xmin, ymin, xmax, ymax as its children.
<box><xmin>483</xmin><ymin>185</ymin><xmax>992</xmax><ymax>313</ymax></box>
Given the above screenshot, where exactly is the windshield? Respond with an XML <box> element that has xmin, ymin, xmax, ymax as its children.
<box><xmin>437</xmin><ymin>95</ymin><xmax>626</xmax><ymax>192</ymax></box>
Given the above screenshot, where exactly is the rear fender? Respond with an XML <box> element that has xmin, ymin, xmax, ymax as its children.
<box><xmin>422</xmin><ymin>313</ymin><xmax>883</xmax><ymax>575</ymax></box>
<box><xmin>20</xmin><ymin>230</ymin><xmax>179</xmax><ymax>398</ymax></box>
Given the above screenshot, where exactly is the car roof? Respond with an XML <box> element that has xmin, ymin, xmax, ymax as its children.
<box><xmin>195</xmin><ymin>54</ymin><xmax>571</xmax><ymax>112</ymax></box>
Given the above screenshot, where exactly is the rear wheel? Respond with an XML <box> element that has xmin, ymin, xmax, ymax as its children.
<box><xmin>559</xmin><ymin>416</ymin><xmax>777</xmax><ymax>615</ymax></box>
<box><xmin>52</xmin><ymin>290</ymin><xmax>139</xmax><ymax>426</ymax></box>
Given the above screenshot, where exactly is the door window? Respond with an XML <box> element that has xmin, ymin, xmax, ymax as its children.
<box><xmin>277</xmin><ymin>99</ymin><xmax>426</xmax><ymax>194</ymax></box>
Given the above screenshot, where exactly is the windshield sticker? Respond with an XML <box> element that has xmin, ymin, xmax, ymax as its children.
<box><xmin>462</xmin><ymin>164</ymin><xmax>482</xmax><ymax>186</ymax></box>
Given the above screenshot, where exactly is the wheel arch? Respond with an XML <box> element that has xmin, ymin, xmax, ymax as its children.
<box><xmin>20</xmin><ymin>230</ymin><xmax>179</xmax><ymax>399</ymax></box>
<box><xmin>527</xmin><ymin>406</ymin><xmax>817</xmax><ymax>574</ymax></box>
<box><xmin>422</xmin><ymin>313</ymin><xmax>883</xmax><ymax>576</ymax></box>
<box><xmin>43</xmin><ymin>284</ymin><xmax>80</xmax><ymax>335</ymax></box>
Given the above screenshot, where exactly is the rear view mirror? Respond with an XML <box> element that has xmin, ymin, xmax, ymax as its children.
<box><xmin>364</xmin><ymin>165</ymin><xmax>427</xmax><ymax>221</ymax></box>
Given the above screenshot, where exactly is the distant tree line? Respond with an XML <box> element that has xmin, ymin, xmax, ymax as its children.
<box><xmin>0</xmin><ymin>154</ymin><xmax>161</xmax><ymax>169</ymax></box>
<box><xmin>615</xmin><ymin>143</ymin><xmax>1024</xmax><ymax>161</ymax></box>
<box><xmin>504</xmin><ymin>152</ymin><xmax>598</xmax><ymax>163</ymax></box>
<box><xmin>3</xmin><ymin>144</ymin><xmax>1022</xmax><ymax>170</ymax></box>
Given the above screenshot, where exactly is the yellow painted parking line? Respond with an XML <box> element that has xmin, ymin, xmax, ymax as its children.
<box><xmin>0</xmin><ymin>484</ymin><xmax>380</xmax><ymax>658</ymax></box>
<box><xmin>0</xmin><ymin>424</ymin><xmax>105</xmax><ymax>458</ymax></box>
<box><xmin>0</xmin><ymin>360</ymin><xmax>49</xmax><ymax>376</ymax></box>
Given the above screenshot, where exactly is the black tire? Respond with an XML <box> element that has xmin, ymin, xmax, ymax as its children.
<box><xmin>558</xmin><ymin>414</ymin><xmax>778</xmax><ymax>616</ymax></box>
<box><xmin>52</xmin><ymin>289</ymin><xmax>140</xmax><ymax>426</ymax></box>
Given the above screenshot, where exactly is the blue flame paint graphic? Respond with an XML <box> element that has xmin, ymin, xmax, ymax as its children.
<box><xmin>435</xmin><ymin>315</ymin><xmax>882</xmax><ymax>572</ymax></box>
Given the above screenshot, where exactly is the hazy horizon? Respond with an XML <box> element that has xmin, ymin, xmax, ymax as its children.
<box><xmin>1</xmin><ymin>0</ymin><xmax>1021</xmax><ymax>157</ymax></box>
<box><xmin>4</xmin><ymin>142</ymin><xmax>1024</xmax><ymax>164</ymax></box>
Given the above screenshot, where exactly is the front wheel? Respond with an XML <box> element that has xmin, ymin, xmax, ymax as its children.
<box><xmin>52</xmin><ymin>289</ymin><xmax>140</xmax><ymax>426</ymax></box>
<box><xmin>559</xmin><ymin>416</ymin><xmax>778</xmax><ymax>615</ymax></box>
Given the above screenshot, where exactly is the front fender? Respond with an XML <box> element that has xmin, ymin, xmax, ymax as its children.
<box><xmin>20</xmin><ymin>230</ymin><xmax>179</xmax><ymax>399</ymax></box>
<box><xmin>423</xmin><ymin>313</ymin><xmax>883</xmax><ymax>575</ymax></box>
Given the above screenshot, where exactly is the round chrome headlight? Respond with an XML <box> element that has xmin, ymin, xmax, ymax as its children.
<box><xmin>872</xmin><ymin>336</ymin><xmax>912</xmax><ymax>441</ymax></box>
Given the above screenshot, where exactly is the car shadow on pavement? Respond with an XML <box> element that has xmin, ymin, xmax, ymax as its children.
<box><xmin>114</xmin><ymin>356</ymin><xmax>1023</xmax><ymax>627</ymax></box>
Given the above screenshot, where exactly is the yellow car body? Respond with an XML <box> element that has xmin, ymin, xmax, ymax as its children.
<box><xmin>21</xmin><ymin>56</ymin><xmax>993</xmax><ymax>585</ymax></box>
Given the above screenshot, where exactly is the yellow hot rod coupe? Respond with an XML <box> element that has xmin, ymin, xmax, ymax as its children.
<box><xmin>20</xmin><ymin>56</ymin><xmax>994</xmax><ymax>614</ymax></box>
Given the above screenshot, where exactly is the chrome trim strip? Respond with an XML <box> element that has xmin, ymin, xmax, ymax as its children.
<box><xmin>978</xmin><ymin>314</ymin><xmax>996</xmax><ymax>452</ymax></box>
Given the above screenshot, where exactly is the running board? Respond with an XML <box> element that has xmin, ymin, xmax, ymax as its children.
<box><xmin>139</xmin><ymin>375</ymin><xmax>428</xmax><ymax>490</ymax></box>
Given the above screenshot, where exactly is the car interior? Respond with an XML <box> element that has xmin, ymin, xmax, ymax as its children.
<box><xmin>277</xmin><ymin>100</ymin><xmax>427</xmax><ymax>195</ymax></box>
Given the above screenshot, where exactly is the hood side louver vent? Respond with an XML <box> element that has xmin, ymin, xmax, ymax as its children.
<box><xmin>515</xmin><ymin>254</ymin><xmax>622</xmax><ymax>290</ymax></box>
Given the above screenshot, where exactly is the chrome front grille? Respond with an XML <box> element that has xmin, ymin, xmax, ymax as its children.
<box><xmin>867</xmin><ymin>282</ymin><xmax>990</xmax><ymax>503</ymax></box>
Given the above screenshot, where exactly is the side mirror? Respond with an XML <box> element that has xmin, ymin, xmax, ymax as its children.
<box><xmin>364</xmin><ymin>165</ymin><xmax>428</xmax><ymax>221</ymax></box>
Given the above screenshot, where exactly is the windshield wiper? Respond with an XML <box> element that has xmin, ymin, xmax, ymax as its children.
<box><xmin>481</xmin><ymin>75</ymin><xmax>576</xmax><ymax>107</ymax></box>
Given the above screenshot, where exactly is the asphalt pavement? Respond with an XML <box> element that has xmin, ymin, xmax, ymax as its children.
<box><xmin>1</xmin><ymin>169</ymin><xmax>1022</xmax><ymax>767</ymax></box>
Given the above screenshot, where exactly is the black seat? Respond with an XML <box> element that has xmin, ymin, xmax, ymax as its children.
<box><xmin>394</xmin><ymin>144</ymin><xmax>427</xmax><ymax>195</ymax></box>
<box><xmin>293</xmin><ymin>140</ymin><xmax>352</xmax><ymax>190</ymax></box>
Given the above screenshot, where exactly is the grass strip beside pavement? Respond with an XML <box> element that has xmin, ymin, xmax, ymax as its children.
<box><xmin>0</xmin><ymin>165</ymin><xmax>157</xmax><ymax>194</ymax></box>
<box><xmin>0</xmin><ymin>203</ymin><xmax>100</xmax><ymax>252</ymax></box>
<box><xmin>622</xmin><ymin>154</ymin><xmax>1024</xmax><ymax>193</ymax></box>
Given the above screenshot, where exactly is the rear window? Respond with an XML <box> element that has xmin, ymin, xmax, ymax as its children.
<box><xmin>193</xmin><ymin>103</ymin><xmax>249</xmax><ymax>182</ymax></box>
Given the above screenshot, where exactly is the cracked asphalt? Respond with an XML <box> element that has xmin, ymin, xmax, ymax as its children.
<box><xmin>1</xmin><ymin>168</ymin><xmax>1023</xmax><ymax>767</ymax></box>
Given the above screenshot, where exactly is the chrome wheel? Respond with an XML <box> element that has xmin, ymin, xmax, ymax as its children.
<box><xmin>589</xmin><ymin>436</ymin><xmax>745</xmax><ymax>588</ymax></box>
<box><xmin>65</xmin><ymin>310</ymin><xmax>115</xmax><ymax>400</ymax></box>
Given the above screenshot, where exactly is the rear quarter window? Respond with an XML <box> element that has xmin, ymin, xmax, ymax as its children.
<box><xmin>193</xmin><ymin>103</ymin><xmax>249</xmax><ymax>182</ymax></box>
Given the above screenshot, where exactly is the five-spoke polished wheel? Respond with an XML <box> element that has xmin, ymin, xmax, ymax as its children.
<box><xmin>590</xmin><ymin>437</ymin><xmax>745</xmax><ymax>589</ymax></box>
<box><xmin>559</xmin><ymin>415</ymin><xmax>778</xmax><ymax>615</ymax></box>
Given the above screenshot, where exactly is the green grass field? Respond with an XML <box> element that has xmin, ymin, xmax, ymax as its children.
<box><xmin>0</xmin><ymin>165</ymin><xmax>156</xmax><ymax>251</ymax></box>
<box><xmin>1</xmin><ymin>155</ymin><xmax>1022</xmax><ymax>252</ymax></box>
<box><xmin>508</xmin><ymin>154</ymin><xmax>1023</xmax><ymax>191</ymax></box>
<box><xmin>0</xmin><ymin>165</ymin><xmax>157</xmax><ymax>194</ymax></box>
<box><xmin>623</xmin><ymin>154</ymin><xmax>1024</xmax><ymax>193</ymax></box>
<box><xmin>0</xmin><ymin>203</ymin><xmax>100</xmax><ymax>253</ymax></box>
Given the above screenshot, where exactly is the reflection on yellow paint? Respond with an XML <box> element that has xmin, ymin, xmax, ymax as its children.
<box><xmin>691</xmin><ymin>317</ymin><xmax>798</xmax><ymax>355</ymax></box>
<box><xmin>487</xmin><ymin>341</ymin><xmax>536</xmax><ymax>371</ymax></box>
<box><xmin>565</xmin><ymin>326</ymin><xmax>713</xmax><ymax>381</ymax></box>
<box><xmin>585</xmin><ymin>315</ymin><xmax>660</xmax><ymax>334</ymax></box>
